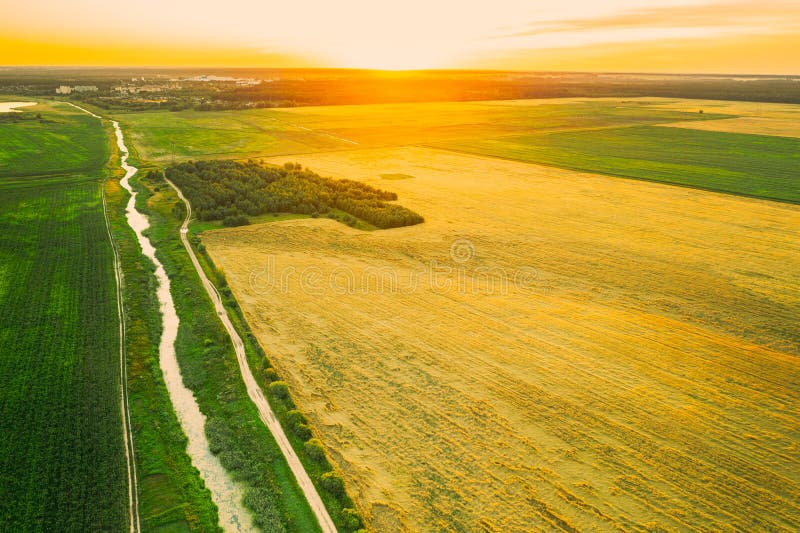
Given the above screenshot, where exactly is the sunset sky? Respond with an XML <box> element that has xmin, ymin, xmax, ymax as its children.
<box><xmin>2</xmin><ymin>0</ymin><xmax>798</xmax><ymax>73</ymax></box>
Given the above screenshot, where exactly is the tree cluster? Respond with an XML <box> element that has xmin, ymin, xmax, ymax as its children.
<box><xmin>165</xmin><ymin>159</ymin><xmax>424</xmax><ymax>229</ymax></box>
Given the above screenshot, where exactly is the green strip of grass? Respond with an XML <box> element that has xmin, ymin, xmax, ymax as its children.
<box><xmin>428</xmin><ymin>125</ymin><xmax>800</xmax><ymax>203</ymax></box>
<box><xmin>133</xmin><ymin>169</ymin><xmax>322</xmax><ymax>532</ymax></box>
<box><xmin>105</xmin><ymin>173</ymin><xmax>221</xmax><ymax>532</ymax></box>
<box><xmin>190</xmin><ymin>212</ymin><xmax>310</xmax><ymax>233</ymax></box>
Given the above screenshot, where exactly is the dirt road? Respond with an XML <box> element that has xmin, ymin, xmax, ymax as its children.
<box><xmin>166</xmin><ymin>178</ymin><xmax>338</xmax><ymax>533</ymax></box>
<box><xmin>68</xmin><ymin>102</ymin><xmax>141</xmax><ymax>533</ymax></box>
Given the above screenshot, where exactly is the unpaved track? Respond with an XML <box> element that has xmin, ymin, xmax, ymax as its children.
<box><xmin>166</xmin><ymin>178</ymin><xmax>338</xmax><ymax>533</ymax></box>
<box><xmin>102</xmin><ymin>184</ymin><xmax>141</xmax><ymax>533</ymax></box>
<box><xmin>68</xmin><ymin>102</ymin><xmax>141</xmax><ymax>533</ymax></box>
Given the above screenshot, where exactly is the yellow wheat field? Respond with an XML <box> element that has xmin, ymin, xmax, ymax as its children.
<box><xmin>203</xmin><ymin>147</ymin><xmax>800</xmax><ymax>532</ymax></box>
<box><xmin>658</xmin><ymin>116</ymin><xmax>800</xmax><ymax>138</ymax></box>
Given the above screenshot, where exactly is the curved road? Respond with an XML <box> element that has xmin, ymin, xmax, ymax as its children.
<box><xmin>166</xmin><ymin>178</ymin><xmax>338</xmax><ymax>533</ymax></box>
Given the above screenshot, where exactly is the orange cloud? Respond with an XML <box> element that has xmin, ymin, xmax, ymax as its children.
<box><xmin>467</xmin><ymin>31</ymin><xmax>800</xmax><ymax>74</ymax></box>
<box><xmin>502</xmin><ymin>0</ymin><xmax>800</xmax><ymax>37</ymax></box>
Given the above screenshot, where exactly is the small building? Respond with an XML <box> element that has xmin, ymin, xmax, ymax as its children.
<box><xmin>56</xmin><ymin>85</ymin><xmax>72</xmax><ymax>94</ymax></box>
<box><xmin>73</xmin><ymin>85</ymin><xmax>98</xmax><ymax>93</ymax></box>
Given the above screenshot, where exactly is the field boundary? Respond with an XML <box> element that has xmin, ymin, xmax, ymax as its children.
<box><xmin>102</xmin><ymin>181</ymin><xmax>141</xmax><ymax>533</ymax></box>
<box><xmin>419</xmin><ymin>143</ymin><xmax>800</xmax><ymax>206</ymax></box>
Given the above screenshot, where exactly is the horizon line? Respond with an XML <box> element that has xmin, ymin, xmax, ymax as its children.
<box><xmin>2</xmin><ymin>65</ymin><xmax>799</xmax><ymax>78</ymax></box>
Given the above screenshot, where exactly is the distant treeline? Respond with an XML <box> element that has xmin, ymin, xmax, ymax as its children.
<box><xmin>3</xmin><ymin>69</ymin><xmax>800</xmax><ymax>111</ymax></box>
<box><xmin>163</xmin><ymin>159</ymin><xmax>424</xmax><ymax>229</ymax></box>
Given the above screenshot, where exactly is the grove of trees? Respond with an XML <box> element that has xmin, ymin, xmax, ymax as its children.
<box><xmin>164</xmin><ymin>159</ymin><xmax>424</xmax><ymax>229</ymax></box>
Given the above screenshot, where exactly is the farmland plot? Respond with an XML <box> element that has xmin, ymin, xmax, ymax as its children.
<box><xmin>120</xmin><ymin>98</ymin><xmax>730</xmax><ymax>163</ymax></box>
<box><xmin>0</xmin><ymin>180</ymin><xmax>127</xmax><ymax>531</ymax></box>
<box><xmin>202</xmin><ymin>147</ymin><xmax>800</xmax><ymax>532</ymax></box>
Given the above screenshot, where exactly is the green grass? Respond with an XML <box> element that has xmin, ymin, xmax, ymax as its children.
<box><xmin>190</xmin><ymin>212</ymin><xmax>310</xmax><ymax>233</ymax></box>
<box><xmin>0</xmin><ymin>100</ymin><xmax>109</xmax><ymax>179</ymax></box>
<box><xmin>122</xmin><ymin>110</ymin><xmax>351</xmax><ymax>162</ymax></box>
<box><xmin>134</xmin><ymin>170</ymin><xmax>322</xmax><ymax>532</ymax></box>
<box><xmin>120</xmin><ymin>100</ymin><xmax>731</xmax><ymax>163</ymax></box>
<box><xmin>429</xmin><ymin>125</ymin><xmax>800</xmax><ymax>203</ymax></box>
<box><xmin>105</xmin><ymin>176</ymin><xmax>221</xmax><ymax>532</ymax></box>
<box><xmin>0</xmin><ymin>178</ymin><xmax>127</xmax><ymax>531</ymax></box>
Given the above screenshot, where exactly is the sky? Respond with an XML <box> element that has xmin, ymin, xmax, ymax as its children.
<box><xmin>1</xmin><ymin>0</ymin><xmax>798</xmax><ymax>73</ymax></box>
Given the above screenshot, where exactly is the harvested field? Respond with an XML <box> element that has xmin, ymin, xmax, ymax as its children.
<box><xmin>202</xmin><ymin>147</ymin><xmax>800</xmax><ymax>532</ymax></box>
<box><xmin>659</xmin><ymin>116</ymin><xmax>800</xmax><ymax>138</ymax></box>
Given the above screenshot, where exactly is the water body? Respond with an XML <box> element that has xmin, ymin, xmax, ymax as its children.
<box><xmin>0</xmin><ymin>101</ymin><xmax>36</xmax><ymax>112</ymax></box>
<box><xmin>112</xmin><ymin>121</ymin><xmax>254</xmax><ymax>532</ymax></box>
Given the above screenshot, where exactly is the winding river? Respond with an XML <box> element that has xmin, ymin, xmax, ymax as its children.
<box><xmin>112</xmin><ymin>121</ymin><xmax>254</xmax><ymax>532</ymax></box>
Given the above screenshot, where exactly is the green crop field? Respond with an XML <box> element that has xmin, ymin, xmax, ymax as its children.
<box><xmin>0</xmin><ymin>99</ymin><xmax>219</xmax><ymax>532</ymax></box>
<box><xmin>119</xmin><ymin>98</ymin><xmax>731</xmax><ymax>163</ymax></box>
<box><xmin>428</xmin><ymin>125</ymin><xmax>800</xmax><ymax>203</ymax></box>
<box><xmin>0</xmin><ymin>98</ymin><xmax>128</xmax><ymax>530</ymax></box>
<box><xmin>0</xmin><ymin>100</ymin><xmax>108</xmax><ymax>178</ymax></box>
<box><xmin>0</xmin><ymin>176</ymin><xmax>127</xmax><ymax>531</ymax></box>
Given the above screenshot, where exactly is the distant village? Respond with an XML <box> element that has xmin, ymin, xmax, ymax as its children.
<box><xmin>56</xmin><ymin>75</ymin><xmax>263</xmax><ymax>95</ymax></box>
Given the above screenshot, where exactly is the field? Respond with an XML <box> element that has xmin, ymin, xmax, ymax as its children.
<box><xmin>202</xmin><ymin>146</ymin><xmax>800</xmax><ymax>532</ymax></box>
<box><xmin>429</xmin><ymin>125</ymin><xmax>800</xmax><ymax>202</ymax></box>
<box><xmin>121</xmin><ymin>97</ymin><xmax>799</xmax><ymax>204</ymax></box>
<box><xmin>121</xmin><ymin>97</ymin><xmax>800</xmax><ymax>530</ymax></box>
<box><xmin>0</xmin><ymin>174</ymin><xmax>127</xmax><ymax>529</ymax></box>
<box><xmin>0</xmin><ymin>100</ymin><xmax>108</xmax><ymax>178</ymax></box>
<box><xmin>659</xmin><ymin>117</ymin><xmax>800</xmax><ymax>138</ymax></box>
<box><xmin>120</xmin><ymin>98</ymin><xmax>731</xmax><ymax>163</ymax></box>
<box><xmin>0</xmin><ymin>98</ymin><xmax>223</xmax><ymax>532</ymax></box>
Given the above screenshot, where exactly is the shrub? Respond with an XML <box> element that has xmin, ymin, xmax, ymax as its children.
<box><xmin>222</xmin><ymin>214</ymin><xmax>250</xmax><ymax>227</ymax></box>
<box><xmin>264</xmin><ymin>367</ymin><xmax>279</xmax><ymax>382</ymax></box>
<box><xmin>293</xmin><ymin>423</ymin><xmax>312</xmax><ymax>441</ymax></box>
<box><xmin>268</xmin><ymin>381</ymin><xmax>290</xmax><ymax>400</ymax></box>
<box><xmin>319</xmin><ymin>471</ymin><xmax>345</xmax><ymax>498</ymax></box>
<box><xmin>286</xmin><ymin>409</ymin><xmax>306</xmax><ymax>426</ymax></box>
<box><xmin>341</xmin><ymin>508</ymin><xmax>362</xmax><ymax>531</ymax></box>
<box><xmin>304</xmin><ymin>438</ymin><xmax>328</xmax><ymax>465</ymax></box>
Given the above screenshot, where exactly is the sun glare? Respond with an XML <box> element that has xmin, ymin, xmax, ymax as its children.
<box><xmin>327</xmin><ymin>42</ymin><xmax>459</xmax><ymax>70</ymax></box>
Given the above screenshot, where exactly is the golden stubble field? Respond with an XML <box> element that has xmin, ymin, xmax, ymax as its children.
<box><xmin>647</xmin><ymin>98</ymin><xmax>800</xmax><ymax>138</ymax></box>
<box><xmin>203</xmin><ymin>147</ymin><xmax>800</xmax><ymax>531</ymax></box>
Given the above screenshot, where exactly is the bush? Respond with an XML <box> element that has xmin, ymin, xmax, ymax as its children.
<box><xmin>268</xmin><ymin>381</ymin><xmax>290</xmax><ymax>400</ymax></box>
<box><xmin>304</xmin><ymin>438</ymin><xmax>328</xmax><ymax>465</ymax></box>
<box><xmin>293</xmin><ymin>423</ymin><xmax>311</xmax><ymax>441</ymax></box>
<box><xmin>285</xmin><ymin>410</ymin><xmax>312</xmax><ymax>439</ymax></box>
<box><xmin>341</xmin><ymin>508</ymin><xmax>362</xmax><ymax>531</ymax></box>
<box><xmin>264</xmin><ymin>367</ymin><xmax>279</xmax><ymax>382</ymax></box>
<box><xmin>286</xmin><ymin>409</ymin><xmax>307</xmax><ymax>427</ymax></box>
<box><xmin>319</xmin><ymin>471</ymin><xmax>345</xmax><ymax>498</ymax></box>
<box><xmin>222</xmin><ymin>214</ymin><xmax>250</xmax><ymax>227</ymax></box>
